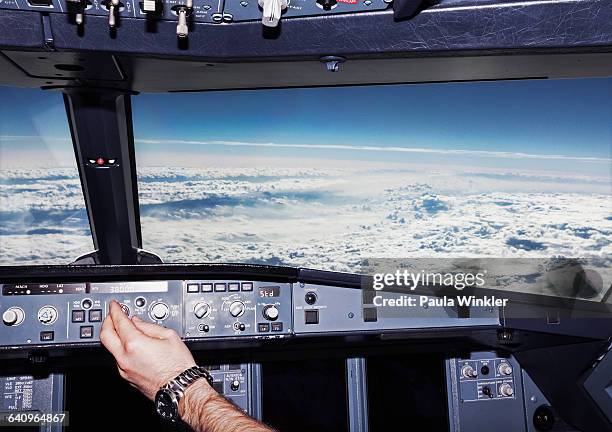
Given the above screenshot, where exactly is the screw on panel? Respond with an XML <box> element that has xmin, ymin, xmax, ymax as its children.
<box><xmin>320</xmin><ymin>56</ymin><xmax>346</xmax><ymax>72</ymax></box>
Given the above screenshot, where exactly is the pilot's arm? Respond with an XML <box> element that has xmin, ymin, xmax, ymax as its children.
<box><xmin>100</xmin><ymin>300</ymin><xmax>274</xmax><ymax>432</ymax></box>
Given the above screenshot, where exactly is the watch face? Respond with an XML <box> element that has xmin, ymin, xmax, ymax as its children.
<box><xmin>155</xmin><ymin>389</ymin><xmax>179</xmax><ymax>422</ymax></box>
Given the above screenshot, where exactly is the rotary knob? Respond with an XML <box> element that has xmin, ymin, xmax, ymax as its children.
<box><xmin>499</xmin><ymin>383</ymin><xmax>514</xmax><ymax>397</ymax></box>
<box><xmin>498</xmin><ymin>362</ymin><xmax>513</xmax><ymax>376</ymax></box>
<box><xmin>3</xmin><ymin>307</ymin><xmax>25</xmax><ymax>326</ymax></box>
<box><xmin>194</xmin><ymin>302</ymin><xmax>211</xmax><ymax>319</ymax></box>
<box><xmin>150</xmin><ymin>302</ymin><xmax>170</xmax><ymax>321</ymax></box>
<box><xmin>262</xmin><ymin>305</ymin><xmax>279</xmax><ymax>321</ymax></box>
<box><xmin>37</xmin><ymin>306</ymin><xmax>58</xmax><ymax>325</ymax></box>
<box><xmin>229</xmin><ymin>301</ymin><xmax>245</xmax><ymax>318</ymax></box>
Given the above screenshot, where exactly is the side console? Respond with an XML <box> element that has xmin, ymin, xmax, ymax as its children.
<box><xmin>446</xmin><ymin>352</ymin><xmax>578</xmax><ymax>432</ymax></box>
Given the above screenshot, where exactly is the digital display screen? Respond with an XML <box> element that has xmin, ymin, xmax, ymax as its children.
<box><xmin>258</xmin><ymin>286</ymin><xmax>280</xmax><ymax>298</ymax></box>
<box><xmin>89</xmin><ymin>281</ymin><xmax>169</xmax><ymax>294</ymax></box>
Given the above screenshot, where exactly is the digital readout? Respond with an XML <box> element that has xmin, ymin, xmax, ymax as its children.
<box><xmin>258</xmin><ymin>286</ymin><xmax>280</xmax><ymax>297</ymax></box>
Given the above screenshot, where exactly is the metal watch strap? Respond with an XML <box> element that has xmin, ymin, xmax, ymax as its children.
<box><xmin>164</xmin><ymin>366</ymin><xmax>214</xmax><ymax>396</ymax></box>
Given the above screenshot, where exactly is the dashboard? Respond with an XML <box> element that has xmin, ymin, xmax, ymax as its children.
<box><xmin>0</xmin><ymin>272</ymin><xmax>500</xmax><ymax>353</ymax></box>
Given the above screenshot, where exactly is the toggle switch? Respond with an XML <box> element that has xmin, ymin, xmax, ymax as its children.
<box><xmin>108</xmin><ymin>4</ymin><xmax>116</xmax><ymax>27</ymax></box>
<box><xmin>173</xmin><ymin>5</ymin><xmax>192</xmax><ymax>38</ymax></box>
<box><xmin>258</xmin><ymin>0</ymin><xmax>287</xmax><ymax>28</ymax></box>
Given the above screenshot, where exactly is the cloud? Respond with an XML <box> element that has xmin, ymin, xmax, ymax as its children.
<box><xmin>1</xmin><ymin>164</ymin><xmax>610</xmax><ymax>299</ymax></box>
<box><xmin>135</xmin><ymin>138</ymin><xmax>611</xmax><ymax>164</ymax></box>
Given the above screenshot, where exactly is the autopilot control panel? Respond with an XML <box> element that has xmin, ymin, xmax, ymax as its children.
<box><xmin>0</xmin><ymin>278</ymin><xmax>501</xmax><ymax>352</ymax></box>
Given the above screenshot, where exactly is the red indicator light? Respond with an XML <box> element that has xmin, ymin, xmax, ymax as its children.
<box><xmin>96</xmin><ymin>158</ymin><xmax>105</xmax><ymax>166</ymax></box>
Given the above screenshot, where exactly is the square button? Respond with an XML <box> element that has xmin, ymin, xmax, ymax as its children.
<box><xmin>258</xmin><ymin>323</ymin><xmax>270</xmax><ymax>332</ymax></box>
<box><xmin>214</xmin><ymin>283</ymin><xmax>226</xmax><ymax>292</ymax></box>
<box><xmin>187</xmin><ymin>283</ymin><xmax>200</xmax><ymax>293</ymax></box>
<box><xmin>72</xmin><ymin>310</ymin><xmax>85</xmax><ymax>323</ymax></box>
<box><xmin>201</xmin><ymin>283</ymin><xmax>213</xmax><ymax>292</ymax></box>
<box><xmin>241</xmin><ymin>282</ymin><xmax>253</xmax><ymax>291</ymax></box>
<box><xmin>363</xmin><ymin>307</ymin><xmax>378</xmax><ymax>322</ymax></box>
<box><xmin>89</xmin><ymin>309</ymin><xmax>102</xmax><ymax>322</ymax></box>
<box><xmin>271</xmin><ymin>322</ymin><xmax>283</xmax><ymax>332</ymax></box>
<box><xmin>228</xmin><ymin>282</ymin><xmax>240</xmax><ymax>292</ymax></box>
<box><xmin>40</xmin><ymin>331</ymin><xmax>54</xmax><ymax>341</ymax></box>
<box><xmin>80</xmin><ymin>326</ymin><xmax>94</xmax><ymax>339</ymax></box>
<box><xmin>212</xmin><ymin>381</ymin><xmax>224</xmax><ymax>394</ymax></box>
<box><xmin>305</xmin><ymin>310</ymin><xmax>319</xmax><ymax>325</ymax></box>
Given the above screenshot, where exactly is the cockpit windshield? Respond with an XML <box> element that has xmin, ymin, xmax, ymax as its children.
<box><xmin>0</xmin><ymin>87</ymin><xmax>93</xmax><ymax>264</ymax></box>
<box><xmin>132</xmin><ymin>78</ymin><xmax>611</xmax><ymax>275</ymax></box>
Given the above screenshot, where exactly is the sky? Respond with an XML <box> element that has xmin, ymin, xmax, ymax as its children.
<box><xmin>0</xmin><ymin>78</ymin><xmax>611</xmax><ymax>173</ymax></box>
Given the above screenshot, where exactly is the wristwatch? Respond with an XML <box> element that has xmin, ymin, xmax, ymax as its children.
<box><xmin>155</xmin><ymin>365</ymin><xmax>214</xmax><ymax>422</ymax></box>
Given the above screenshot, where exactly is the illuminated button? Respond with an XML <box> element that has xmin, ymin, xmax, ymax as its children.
<box><xmin>229</xmin><ymin>301</ymin><xmax>245</xmax><ymax>318</ymax></box>
<box><xmin>304</xmin><ymin>310</ymin><xmax>319</xmax><ymax>325</ymax></box>
<box><xmin>81</xmin><ymin>298</ymin><xmax>93</xmax><ymax>310</ymax></box>
<box><xmin>80</xmin><ymin>325</ymin><xmax>93</xmax><ymax>339</ymax></box>
<box><xmin>228</xmin><ymin>282</ymin><xmax>240</xmax><ymax>292</ymax></box>
<box><xmin>40</xmin><ymin>331</ymin><xmax>54</xmax><ymax>341</ymax></box>
<box><xmin>241</xmin><ymin>282</ymin><xmax>253</xmax><ymax>291</ymax></box>
<box><xmin>214</xmin><ymin>283</ymin><xmax>227</xmax><ymax>292</ymax></box>
<box><xmin>201</xmin><ymin>283</ymin><xmax>213</xmax><ymax>292</ymax></box>
<box><xmin>150</xmin><ymin>302</ymin><xmax>170</xmax><ymax>320</ymax></box>
<box><xmin>3</xmin><ymin>307</ymin><xmax>25</xmax><ymax>327</ymax></box>
<box><xmin>258</xmin><ymin>323</ymin><xmax>270</xmax><ymax>332</ymax></box>
<box><xmin>88</xmin><ymin>309</ymin><xmax>102</xmax><ymax>322</ymax></box>
<box><xmin>194</xmin><ymin>302</ymin><xmax>211</xmax><ymax>319</ymax></box>
<box><xmin>262</xmin><ymin>305</ymin><xmax>279</xmax><ymax>321</ymax></box>
<box><xmin>71</xmin><ymin>310</ymin><xmax>86</xmax><ymax>323</ymax></box>
<box><xmin>187</xmin><ymin>283</ymin><xmax>200</xmax><ymax>293</ymax></box>
<box><xmin>37</xmin><ymin>306</ymin><xmax>58</xmax><ymax>325</ymax></box>
<box><xmin>271</xmin><ymin>322</ymin><xmax>283</xmax><ymax>332</ymax></box>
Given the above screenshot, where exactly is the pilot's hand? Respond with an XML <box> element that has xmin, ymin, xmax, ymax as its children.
<box><xmin>100</xmin><ymin>299</ymin><xmax>198</xmax><ymax>400</ymax></box>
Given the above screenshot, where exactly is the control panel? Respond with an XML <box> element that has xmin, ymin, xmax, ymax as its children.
<box><xmin>0</xmin><ymin>0</ymin><xmax>391</xmax><ymax>34</ymax></box>
<box><xmin>1</xmin><ymin>279</ymin><xmax>504</xmax><ymax>351</ymax></box>
<box><xmin>183</xmin><ymin>280</ymin><xmax>292</xmax><ymax>340</ymax></box>
<box><xmin>0</xmin><ymin>374</ymin><xmax>64</xmax><ymax>432</ymax></box>
<box><xmin>206</xmin><ymin>363</ymin><xmax>258</xmax><ymax>414</ymax></box>
<box><xmin>0</xmin><ymin>280</ymin><xmax>291</xmax><ymax>348</ymax></box>
<box><xmin>446</xmin><ymin>352</ymin><xmax>526</xmax><ymax>432</ymax></box>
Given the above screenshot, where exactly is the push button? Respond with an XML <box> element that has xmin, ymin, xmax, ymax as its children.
<box><xmin>305</xmin><ymin>310</ymin><xmax>319</xmax><ymax>324</ymax></box>
<box><xmin>187</xmin><ymin>283</ymin><xmax>200</xmax><ymax>293</ymax></box>
<box><xmin>214</xmin><ymin>283</ymin><xmax>226</xmax><ymax>292</ymax></box>
<box><xmin>241</xmin><ymin>282</ymin><xmax>253</xmax><ymax>291</ymax></box>
<box><xmin>258</xmin><ymin>323</ymin><xmax>270</xmax><ymax>332</ymax></box>
<box><xmin>201</xmin><ymin>283</ymin><xmax>213</xmax><ymax>292</ymax></box>
<box><xmin>89</xmin><ymin>309</ymin><xmax>102</xmax><ymax>322</ymax></box>
<box><xmin>271</xmin><ymin>322</ymin><xmax>283</xmax><ymax>332</ymax></box>
<box><xmin>80</xmin><ymin>326</ymin><xmax>93</xmax><ymax>339</ymax></box>
<box><xmin>72</xmin><ymin>310</ymin><xmax>85</xmax><ymax>323</ymax></box>
<box><xmin>363</xmin><ymin>307</ymin><xmax>377</xmax><ymax>322</ymax></box>
<box><xmin>40</xmin><ymin>331</ymin><xmax>54</xmax><ymax>341</ymax></box>
<box><xmin>228</xmin><ymin>282</ymin><xmax>240</xmax><ymax>292</ymax></box>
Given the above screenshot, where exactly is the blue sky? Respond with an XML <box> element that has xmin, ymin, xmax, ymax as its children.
<box><xmin>1</xmin><ymin>78</ymin><xmax>610</xmax><ymax>171</ymax></box>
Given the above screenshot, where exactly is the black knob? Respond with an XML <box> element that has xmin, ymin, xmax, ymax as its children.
<box><xmin>305</xmin><ymin>292</ymin><xmax>317</xmax><ymax>305</ymax></box>
<box><xmin>316</xmin><ymin>0</ymin><xmax>337</xmax><ymax>10</ymax></box>
<box><xmin>533</xmin><ymin>405</ymin><xmax>555</xmax><ymax>431</ymax></box>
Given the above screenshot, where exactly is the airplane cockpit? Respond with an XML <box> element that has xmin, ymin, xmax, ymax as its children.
<box><xmin>0</xmin><ymin>0</ymin><xmax>611</xmax><ymax>430</ymax></box>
